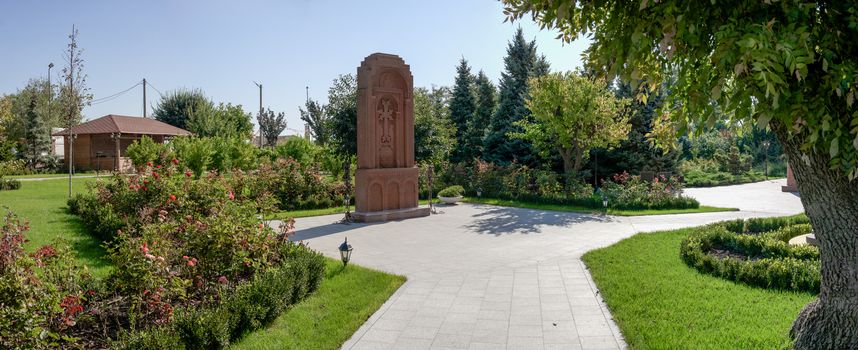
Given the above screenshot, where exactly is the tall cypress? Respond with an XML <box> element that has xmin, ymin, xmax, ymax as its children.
<box><xmin>483</xmin><ymin>29</ymin><xmax>549</xmax><ymax>165</ymax></box>
<box><xmin>448</xmin><ymin>58</ymin><xmax>477</xmax><ymax>163</ymax></box>
<box><xmin>465</xmin><ymin>71</ymin><xmax>496</xmax><ymax>160</ymax></box>
<box><xmin>23</xmin><ymin>94</ymin><xmax>50</xmax><ymax>168</ymax></box>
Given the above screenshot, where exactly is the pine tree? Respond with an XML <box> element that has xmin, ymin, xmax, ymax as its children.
<box><xmin>465</xmin><ymin>71</ymin><xmax>496</xmax><ymax>161</ymax></box>
<box><xmin>23</xmin><ymin>94</ymin><xmax>50</xmax><ymax>168</ymax></box>
<box><xmin>483</xmin><ymin>28</ymin><xmax>548</xmax><ymax>165</ymax></box>
<box><xmin>448</xmin><ymin>58</ymin><xmax>477</xmax><ymax>163</ymax></box>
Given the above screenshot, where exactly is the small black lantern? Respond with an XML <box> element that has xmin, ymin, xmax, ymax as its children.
<box><xmin>339</xmin><ymin>237</ymin><xmax>353</xmax><ymax>266</ymax></box>
<box><xmin>601</xmin><ymin>193</ymin><xmax>609</xmax><ymax>214</ymax></box>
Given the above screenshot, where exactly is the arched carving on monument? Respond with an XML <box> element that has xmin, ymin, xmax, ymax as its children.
<box><xmin>369</xmin><ymin>182</ymin><xmax>383</xmax><ymax>212</ymax></box>
<box><xmin>404</xmin><ymin>180</ymin><xmax>416</xmax><ymax>206</ymax></box>
<box><xmin>376</xmin><ymin>69</ymin><xmax>408</xmax><ymax>91</ymax></box>
<box><xmin>386</xmin><ymin>181</ymin><xmax>400</xmax><ymax>210</ymax></box>
<box><xmin>376</xmin><ymin>96</ymin><xmax>397</xmax><ymax>168</ymax></box>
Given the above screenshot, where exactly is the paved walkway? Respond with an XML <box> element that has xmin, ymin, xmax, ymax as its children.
<box><xmin>285</xmin><ymin>179</ymin><xmax>802</xmax><ymax>350</ymax></box>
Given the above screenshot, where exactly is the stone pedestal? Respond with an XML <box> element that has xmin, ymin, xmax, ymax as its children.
<box><xmin>782</xmin><ymin>164</ymin><xmax>799</xmax><ymax>192</ymax></box>
<box><xmin>353</xmin><ymin>53</ymin><xmax>429</xmax><ymax>222</ymax></box>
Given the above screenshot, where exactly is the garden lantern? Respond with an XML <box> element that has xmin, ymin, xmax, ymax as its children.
<box><xmin>602</xmin><ymin>193</ymin><xmax>609</xmax><ymax>214</ymax></box>
<box><xmin>477</xmin><ymin>188</ymin><xmax>482</xmax><ymax>198</ymax></box>
<box><xmin>339</xmin><ymin>237</ymin><xmax>353</xmax><ymax>266</ymax></box>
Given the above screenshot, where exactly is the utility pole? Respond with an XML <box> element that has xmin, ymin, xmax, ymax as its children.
<box><xmin>254</xmin><ymin>81</ymin><xmax>262</xmax><ymax>147</ymax></box>
<box><xmin>142</xmin><ymin>78</ymin><xmax>147</xmax><ymax>118</ymax></box>
<box><xmin>306</xmin><ymin>86</ymin><xmax>309</xmax><ymax>103</ymax></box>
<box><xmin>67</xmin><ymin>24</ymin><xmax>76</xmax><ymax>197</ymax></box>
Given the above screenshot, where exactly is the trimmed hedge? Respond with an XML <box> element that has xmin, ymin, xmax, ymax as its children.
<box><xmin>114</xmin><ymin>243</ymin><xmax>325</xmax><ymax>350</ymax></box>
<box><xmin>476</xmin><ymin>191</ymin><xmax>699</xmax><ymax>211</ymax></box>
<box><xmin>680</xmin><ymin>217</ymin><xmax>819</xmax><ymax>293</ymax></box>
<box><xmin>438</xmin><ymin>185</ymin><xmax>464</xmax><ymax>197</ymax></box>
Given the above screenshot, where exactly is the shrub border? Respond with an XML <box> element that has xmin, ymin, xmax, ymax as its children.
<box><xmin>680</xmin><ymin>215</ymin><xmax>819</xmax><ymax>293</ymax></box>
<box><xmin>114</xmin><ymin>244</ymin><xmax>325</xmax><ymax>350</ymax></box>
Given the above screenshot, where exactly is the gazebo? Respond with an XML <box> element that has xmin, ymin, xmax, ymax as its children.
<box><xmin>53</xmin><ymin>115</ymin><xmax>191</xmax><ymax>172</ymax></box>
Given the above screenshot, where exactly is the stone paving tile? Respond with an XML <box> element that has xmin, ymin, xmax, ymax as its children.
<box><xmin>295</xmin><ymin>180</ymin><xmax>801</xmax><ymax>350</ymax></box>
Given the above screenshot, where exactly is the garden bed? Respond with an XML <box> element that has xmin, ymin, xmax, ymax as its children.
<box><xmin>680</xmin><ymin>215</ymin><xmax>819</xmax><ymax>292</ymax></box>
<box><xmin>582</xmin><ymin>224</ymin><xmax>815</xmax><ymax>349</ymax></box>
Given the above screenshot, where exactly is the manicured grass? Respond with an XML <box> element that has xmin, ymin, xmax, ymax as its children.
<box><xmin>462</xmin><ymin>197</ymin><xmax>737</xmax><ymax>216</ymax></box>
<box><xmin>6</xmin><ymin>171</ymin><xmax>98</xmax><ymax>179</ymax></box>
<box><xmin>233</xmin><ymin>258</ymin><xmax>405</xmax><ymax>350</ymax></box>
<box><xmin>582</xmin><ymin>227</ymin><xmax>814</xmax><ymax>349</ymax></box>
<box><xmin>0</xmin><ymin>177</ymin><xmax>111</xmax><ymax>277</ymax></box>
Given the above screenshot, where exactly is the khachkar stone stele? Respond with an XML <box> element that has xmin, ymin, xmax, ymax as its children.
<box><xmin>353</xmin><ymin>53</ymin><xmax>430</xmax><ymax>222</ymax></box>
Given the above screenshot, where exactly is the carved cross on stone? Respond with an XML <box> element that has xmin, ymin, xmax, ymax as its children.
<box><xmin>378</xmin><ymin>99</ymin><xmax>394</xmax><ymax>145</ymax></box>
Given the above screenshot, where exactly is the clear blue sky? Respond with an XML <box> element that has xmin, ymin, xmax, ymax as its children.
<box><xmin>0</xmin><ymin>0</ymin><xmax>588</xmax><ymax>135</ymax></box>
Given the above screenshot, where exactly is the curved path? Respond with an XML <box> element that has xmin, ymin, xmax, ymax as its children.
<box><xmin>283</xmin><ymin>179</ymin><xmax>802</xmax><ymax>350</ymax></box>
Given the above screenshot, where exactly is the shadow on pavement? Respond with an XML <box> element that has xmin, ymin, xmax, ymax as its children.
<box><xmin>463</xmin><ymin>204</ymin><xmax>612</xmax><ymax>235</ymax></box>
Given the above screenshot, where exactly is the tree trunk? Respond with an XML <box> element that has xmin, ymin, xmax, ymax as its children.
<box><xmin>772</xmin><ymin>124</ymin><xmax>858</xmax><ymax>349</ymax></box>
<box><xmin>558</xmin><ymin>147</ymin><xmax>575</xmax><ymax>176</ymax></box>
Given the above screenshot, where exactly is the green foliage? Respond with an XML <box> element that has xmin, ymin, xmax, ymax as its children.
<box><xmin>0</xmin><ymin>177</ymin><xmax>21</xmax><ymax>191</ymax></box>
<box><xmin>115</xmin><ymin>244</ymin><xmax>325</xmax><ymax>350</ymax></box>
<box><xmin>187</xmin><ymin>103</ymin><xmax>253</xmax><ymax>139</ymax></box>
<box><xmin>0</xmin><ymin>212</ymin><xmax>95</xmax><ymax>349</ymax></box>
<box><xmin>153</xmin><ymin>89</ymin><xmax>212</xmax><ymax>131</ymax></box>
<box><xmin>125</xmin><ymin>135</ymin><xmax>170</xmax><ymax>170</ymax></box>
<box><xmin>172</xmin><ymin>137</ymin><xmax>213</xmax><ymax>177</ymax></box>
<box><xmin>299</xmin><ymin>99</ymin><xmax>330</xmax><ymax>145</ymax></box>
<box><xmin>258</xmin><ymin>158</ymin><xmax>344</xmax><ymax>211</ymax></box>
<box><xmin>483</xmin><ymin>28</ymin><xmax>547</xmax><ymax>165</ymax></box>
<box><xmin>515</xmin><ymin>72</ymin><xmax>630</xmax><ymax>174</ymax></box>
<box><xmin>448</xmin><ymin>58</ymin><xmax>477</xmax><ymax>163</ymax></box>
<box><xmin>274</xmin><ymin>137</ymin><xmax>320</xmax><ymax>166</ymax></box>
<box><xmin>464</xmin><ymin>71</ymin><xmax>496</xmax><ymax>161</ymax></box>
<box><xmin>501</xmin><ymin>0</ymin><xmax>858</xmax><ymax>178</ymax></box>
<box><xmin>591</xmin><ymin>83</ymin><xmax>680</xmax><ymax>179</ymax></box>
<box><xmin>257</xmin><ymin>108</ymin><xmax>287</xmax><ymax>148</ymax></box>
<box><xmin>681</xmin><ymin>223</ymin><xmax>819</xmax><ymax>293</ymax></box>
<box><xmin>583</xmin><ymin>227</ymin><xmax>813</xmax><ymax>349</ymax></box>
<box><xmin>414</xmin><ymin>87</ymin><xmax>456</xmax><ymax>164</ymax></box>
<box><xmin>326</xmin><ymin>74</ymin><xmax>358</xmax><ymax>158</ymax></box>
<box><xmin>437</xmin><ymin>185</ymin><xmax>464</xmax><ymax>198</ymax></box>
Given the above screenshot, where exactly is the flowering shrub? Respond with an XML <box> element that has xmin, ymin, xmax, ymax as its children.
<box><xmin>61</xmin><ymin>157</ymin><xmax>326</xmax><ymax>348</ymax></box>
<box><xmin>258</xmin><ymin>158</ymin><xmax>345</xmax><ymax>211</ymax></box>
<box><xmin>0</xmin><ymin>212</ymin><xmax>95</xmax><ymax>349</ymax></box>
<box><xmin>601</xmin><ymin>172</ymin><xmax>698</xmax><ymax>210</ymax></box>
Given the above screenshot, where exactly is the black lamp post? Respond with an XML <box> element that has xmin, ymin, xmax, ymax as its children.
<box><xmin>339</xmin><ymin>237</ymin><xmax>353</xmax><ymax>266</ymax></box>
<box><xmin>341</xmin><ymin>159</ymin><xmax>353</xmax><ymax>224</ymax></box>
<box><xmin>762</xmin><ymin>140</ymin><xmax>770</xmax><ymax>180</ymax></box>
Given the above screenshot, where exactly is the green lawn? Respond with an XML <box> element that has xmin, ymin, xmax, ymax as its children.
<box><xmin>0</xmin><ymin>177</ymin><xmax>111</xmax><ymax>277</ymax></box>
<box><xmin>233</xmin><ymin>258</ymin><xmax>405</xmax><ymax>350</ymax></box>
<box><xmin>6</xmin><ymin>171</ymin><xmax>98</xmax><ymax>179</ymax></box>
<box><xmin>462</xmin><ymin>197</ymin><xmax>737</xmax><ymax>216</ymax></box>
<box><xmin>582</xmin><ymin>227</ymin><xmax>814</xmax><ymax>349</ymax></box>
<box><xmin>1</xmin><ymin>177</ymin><xmax>404</xmax><ymax>349</ymax></box>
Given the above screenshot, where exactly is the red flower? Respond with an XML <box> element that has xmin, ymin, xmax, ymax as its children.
<box><xmin>228</xmin><ymin>191</ymin><xmax>235</xmax><ymax>200</ymax></box>
<box><xmin>172</xmin><ymin>158</ymin><xmax>179</xmax><ymax>165</ymax></box>
<box><xmin>182</xmin><ymin>255</ymin><xmax>189</xmax><ymax>260</ymax></box>
<box><xmin>187</xmin><ymin>257</ymin><xmax>197</xmax><ymax>267</ymax></box>
<box><xmin>185</xmin><ymin>171</ymin><xmax>192</xmax><ymax>177</ymax></box>
<box><xmin>169</xmin><ymin>194</ymin><xmax>177</xmax><ymax>202</ymax></box>
<box><xmin>156</xmin><ymin>165</ymin><xmax>162</xmax><ymax>169</ymax></box>
<box><xmin>147</xmin><ymin>162</ymin><xmax>153</xmax><ymax>167</ymax></box>
<box><xmin>140</xmin><ymin>243</ymin><xmax>149</xmax><ymax>254</ymax></box>
<box><xmin>217</xmin><ymin>276</ymin><xmax>228</xmax><ymax>284</ymax></box>
<box><xmin>152</xmin><ymin>172</ymin><xmax>159</xmax><ymax>178</ymax></box>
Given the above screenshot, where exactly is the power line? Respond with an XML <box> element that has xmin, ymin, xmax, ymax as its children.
<box><xmin>146</xmin><ymin>81</ymin><xmax>165</xmax><ymax>98</ymax></box>
<box><xmin>90</xmin><ymin>80</ymin><xmax>142</xmax><ymax>104</ymax></box>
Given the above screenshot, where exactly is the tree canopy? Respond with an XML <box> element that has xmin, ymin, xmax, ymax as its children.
<box><xmin>299</xmin><ymin>99</ymin><xmax>330</xmax><ymax>145</ymax></box>
<box><xmin>257</xmin><ymin>108</ymin><xmax>287</xmax><ymax>147</ymax></box>
<box><xmin>501</xmin><ymin>1</ymin><xmax>858</xmax><ymax>348</ymax></box>
<box><xmin>448</xmin><ymin>58</ymin><xmax>477</xmax><ymax>163</ymax></box>
<box><xmin>325</xmin><ymin>74</ymin><xmax>358</xmax><ymax>158</ymax></box>
<box><xmin>153</xmin><ymin>89</ymin><xmax>212</xmax><ymax>131</ymax></box>
<box><xmin>186</xmin><ymin>102</ymin><xmax>253</xmax><ymax>139</ymax></box>
<box><xmin>414</xmin><ymin>86</ymin><xmax>456</xmax><ymax>164</ymax></box>
<box><xmin>514</xmin><ymin>72</ymin><xmax>630</xmax><ymax>175</ymax></box>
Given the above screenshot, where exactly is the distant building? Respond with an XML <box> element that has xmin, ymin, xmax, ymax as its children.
<box><xmin>51</xmin><ymin>127</ymin><xmax>64</xmax><ymax>159</ymax></box>
<box><xmin>53</xmin><ymin>115</ymin><xmax>191</xmax><ymax>172</ymax></box>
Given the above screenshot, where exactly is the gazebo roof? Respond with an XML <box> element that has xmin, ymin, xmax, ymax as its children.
<box><xmin>53</xmin><ymin>115</ymin><xmax>191</xmax><ymax>136</ymax></box>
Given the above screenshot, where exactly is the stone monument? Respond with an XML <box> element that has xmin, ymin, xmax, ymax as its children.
<box><xmin>353</xmin><ymin>53</ymin><xmax>430</xmax><ymax>222</ymax></box>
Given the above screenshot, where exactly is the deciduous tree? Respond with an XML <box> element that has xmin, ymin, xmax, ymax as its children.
<box><xmin>299</xmin><ymin>99</ymin><xmax>330</xmax><ymax>145</ymax></box>
<box><xmin>153</xmin><ymin>89</ymin><xmax>212</xmax><ymax>131</ymax></box>
<box><xmin>514</xmin><ymin>72</ymin><xmax>629</xmax><ymax>175</ymax></box>
<box><xmin>257</xmin><ymin>108</ymin><xmax>287</xmax><ymax>148</ymax></box>
<box><xmin>325</xmin><ymin>74</ymin><xmax>358</xmax><ymax>159</ymax></box>
<box><xmin>502</xmin><ymin>1</ymin><xmax>858</xmax><ymax>347</ymax></box>
<box><xmin>414</xmin><ymin>86</ymin><xmax>456</xmax><ymax>164</ymax></box>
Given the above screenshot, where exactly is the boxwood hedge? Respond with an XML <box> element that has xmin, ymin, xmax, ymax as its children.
<box><xmin>680</xmin><ymin>215</ymin><xmax>819</xmax><ymax>293</ymax></box>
